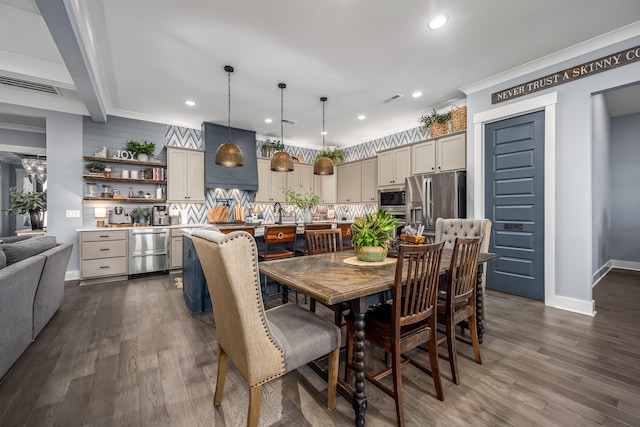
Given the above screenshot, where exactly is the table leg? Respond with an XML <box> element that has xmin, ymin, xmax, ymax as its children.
<box><xmin>350</xmin><ymin>303</ymin><xmax>367</xmax><ymax>427</ymax></box>
<box><xmin>476</xmin><ymin>264</ymin><xmax>485</xmax><ymax>344</ymax></box>
<box><xmin>281</xmin><ymin>285</ymin><xmax>289</xmax><ymax>304</ymax></box>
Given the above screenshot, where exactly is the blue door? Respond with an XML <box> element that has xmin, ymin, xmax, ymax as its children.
<box><xmin>484</xmin><ymin>111</ymin><xmax>545</xmax><ymax>300</ymax></box>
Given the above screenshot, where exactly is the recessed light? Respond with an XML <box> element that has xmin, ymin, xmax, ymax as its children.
<box><xmin>184</xmin><ymin>100</ymin><xmax>196</xmax><ymax>107</ymax></box>
<box><xmin>358</xmin><ymin>114</ymin><xmax>366</xmax><ymax>120</ymax></box>
<box><xmin>428</xmin><ymin>14</ymin><xmax>448</xmax><ymax>29</ymax></box>
<box><xmin>265</xmin><ymin>118</ymin><xmax>273</xmax><ymax>123</ymax></box>
<box><xmin>412</xmin><ymin>91</ymin><xmax>423</xmax><ymax>98</ymax></box>
<box><xmin>321</xmin><ymin>131</ymin><xmax>327</xmax><ymax>135</ymax></box>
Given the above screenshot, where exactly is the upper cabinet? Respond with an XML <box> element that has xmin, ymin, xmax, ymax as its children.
<box><xmin>167</xmin><ymin>147</ymin><xmax>205</xmax><ymax>202</ymax></box>
<box><xmin>313</xmin><ymin>167</ymin><xmax>337</xmax><ymax>204</ymax></box>
<box><xmin>377</xmin><ymin>146</ymin><xmax>410</xmax><ymax>187</ymax></box>
<box><xmin>412</xmin><ymin>132</ymin><xmax>466</xmax><ymax>174</ymax></box>
<box><xmin>337</xmin><ymin>161</ymin><xmax>362</xmax><ymax>203</ymax></box>
<box><xmin>288</xmin><ymin>163</ymin><xmax>314</xmax><ymax>194</ymax></box>
<box><xmin>255</xmin><ymin>159</ymin><xmax>315</xmax><ymax>203</ymax></box>
<box><xmin>361</xmin><ymin>158</ymin><xmax>377</xmax><ymax>202</ymax></box>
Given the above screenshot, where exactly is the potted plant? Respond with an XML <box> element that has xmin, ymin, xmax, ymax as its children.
<box><xmin>350</xmin><ymin>209</ymin><xmax>399</xmax><ymax>262</ymax></box>
<box><xmin>418</xmin><ymin>108</ymin><xmax>451</xmax><ymax>137</ymax></box>
<box><xmin>85</xmin><ymin>161</ymin><xmax>106</xmax><ymax>174</ymax></box>
<box><xmin>130</xmin><ymin>207</ymin><xmax>151</xmax><ymax>224</ymax></box>
<box><xmin>272</xmin><ymin>140</ymin><xmax>285</xmax><ymax>152</ymax></box>
<box><xmin>125</xmin><ymin>140</ymin><xmax>156</xmax><ymax>161</ymax></box>
<box><xmin>314</xmin><ymin>147</ymin><xmax>345</xmax><ymax>165</ymax></box>
<box><xmin>283</xmin><ymin>186</ymin><xmax>320</xmax><ymax>223</ymax></box>
<box><xmin>3</xmin><ymin>187</ymin><xmax>47</xmax><ymax>230</ymax></box>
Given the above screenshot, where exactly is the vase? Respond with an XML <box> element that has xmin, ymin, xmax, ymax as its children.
<box><xmin>29</xmin><ymin>209</ymin><xmax>44</xmax><ymax>230</ymax></box>
<box><xmin>138</xmin><ymin>216</ymin><xmax>147</xmax><ymax>224</ymax></box>
<box><xmin>303</xmin><ymin>209</ymin><xmax>313</xmax><ymax>224</ymax></box>
<box><xmin>137</xmin><ymin>153</ymin><xmax>149</xmax><ymax>162</ymax></box>
<box><xmin>355</xmin><ymin>246</ymin><xmax>388</xmax><ymax>262</ymax></box>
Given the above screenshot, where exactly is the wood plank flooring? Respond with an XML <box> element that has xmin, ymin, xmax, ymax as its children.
<box><xmin>1</xmin><ymin>268</ymin><xmax>639</xmax><ymax>426</ymax></box>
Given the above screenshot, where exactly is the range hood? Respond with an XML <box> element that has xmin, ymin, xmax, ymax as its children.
<box><xmin>202</xmin><ymin>122</ymin><xmax>258</xmax><ymax>191</ymax></box>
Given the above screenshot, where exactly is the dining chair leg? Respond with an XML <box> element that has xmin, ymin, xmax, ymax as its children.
<box><xmin>445</xmin><ymin>314</ymin><xmax>460</xmax><ymax>385</ymax></box>
<box><xmin>247</xmin><ymin>385</ymin><xmax>262</xmax><ymax>427</ymax></box>
<box><xmin>327</xmin><ymin>348</ymin><xmax>339</xmax><ymax>409</ymax></box>
<box><xmin>468</xmin><ymin>300</ymin><xmax>482</xmax><ymax>364</ymax></box>
<box><xmin>391</xmin><ymin>348</ymin><xmax>405</xmax><ymax>427</ymax></box>
<box><xmin>427</xmin><ymin>334</ymin><xmax>444</xmax><ymax>400</ymax></box>
<box><xmin>214</xmin><ymin>347</ymin><xmax>228</xmax><ymax>406</ymax></box>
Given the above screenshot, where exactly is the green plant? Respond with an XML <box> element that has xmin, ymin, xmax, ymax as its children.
<box><xmin>314</xmin><ymin>147</ymin><xmax>345</xmax><ymax>165</ymax></box>
<box><xmin>283</xmin><ymin>186</ymin><xmax>320</xmax><ymax>210</ymax></box>
<box><xmin>272</xmin><ymin>140</ymin><xmax>284</xmax><ymax>151</ymax></box>
<box><xmin>350</xmin><ymin>209</ymin><xmax>398</xmax><ymax>249</ymax></box>
<box><xmin>418</xmin><ymin>108</ymin><xmax>451</xmax><ymax>132</ymax></box>
<box><xmin>3</xmin><ymin>187</ymin><xmax>47</xmax><ymax>214</ymax></box>
<box><xmin>85</xmin><ymin>161</ymin><xmax>105</xmax><ymax>172</ymax></box>
<box><xmin>130</xmin><ymin>207</ymin><xmax>151</xmax><ymax>220</ymax></box>
<box><xmin>125</xmin><ymin>140</ymin><xmax>156</xmax><ymax>156</ymax></box>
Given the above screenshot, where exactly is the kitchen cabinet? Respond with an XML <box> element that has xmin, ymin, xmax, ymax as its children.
<box><xmin>377</xmin><ymin>146</ymin><xmax>410</xmax><ymax>187</ymax></box>
<box><xmin>361</xmin><ymin>158</ymin><xmax>377</xmax><ymax>202</ymax></box>
<box><xmin>411</xmin><ymin>132</ymin><xmax>466</xmax><ymax>174</ymax></box>
<box><xmin>313</xmin><ymin>167</ymin><xmax>337</xmax><ymax>204</ymax></box>
<box><xmin>170</xmin><ymin>228</ymin><xmax>183</xmax><ymax>270</ymax></box>
<box><xmin>82</xmin><ymin>156</ymin><xmax>167</xmax><ymax>203</ymax></box>
<box><xmin>288</xmin><ymin>163</ymin><xmax>314</xmax><ymax>194</ymax></box>
<box><xmin>337</xmin><ymin>161</ymin><xmax>362</xmax><ymax>203</ymax></box>
<box><xmin>79</xmin><ymin>230</ymin><xmax>128</xmax><ymax>284</ymax></box>
<box><xmin>255</xmin><ymin>158</ymin><xmax>287</xmax><ymax>203</ymax></box>
<box><xmin>182</xmin><ymin>234</ymin><xmax>212</xmax><ymax>314</ymax></box>
<box><xmin>166</xmin><ymin>147</ymin><xmax>205</xmax><ymax>202</ymax></box>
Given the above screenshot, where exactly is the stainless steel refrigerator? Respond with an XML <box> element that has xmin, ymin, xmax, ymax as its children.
<box><xmin>405</xmin><ymin>171</ymin><xmax>466</xmax><ymax>235</ymax></box>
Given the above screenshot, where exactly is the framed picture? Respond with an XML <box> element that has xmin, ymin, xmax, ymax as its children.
<box><xmin>112</xmin><ymin>189</ymin><xmax>120</xmax><ymax>195</ymax></box>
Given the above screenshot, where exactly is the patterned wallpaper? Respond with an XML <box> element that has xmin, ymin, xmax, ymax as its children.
<box><xmin>166</xmin><ymin>124</ymin><xmax>429</xmax><ymax>224</ymax></box>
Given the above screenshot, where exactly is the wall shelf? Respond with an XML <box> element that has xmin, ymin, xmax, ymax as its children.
<box><xmin>83</xmin><ymin>197</ymin><xmax>166</xmax><ymax>203</ymax></box>
<box><xmin>83</xmin><ymin>155</ymin><xmax>167</xmax><ymax>167</ymax></box>
<box><xmin>82</xmin><ymin>175</ymin><xmax>166</xmax><ymax>184</ymax></box>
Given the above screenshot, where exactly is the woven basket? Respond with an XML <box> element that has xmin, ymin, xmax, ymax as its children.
<box><xmin>429</xmin><ymin>121</ymin><xmax>448</xmax><ymax>137</ymax></box>
<box><xmin>450</xmin><ymin>105</ymin><xmax>467</xmax><ymax>132</ymax></box>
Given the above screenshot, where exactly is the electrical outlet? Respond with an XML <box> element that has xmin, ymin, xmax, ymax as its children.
<box><xmin>66</xmin><ymin>210</ymin><xmax>80</xmax><ymax>218</ymax></box>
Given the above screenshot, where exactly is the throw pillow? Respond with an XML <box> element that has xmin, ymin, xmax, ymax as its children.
<box><xmin>1</xmin><ymin>236</ymin><xmax>57</xmax><ymax>266</ymax></box>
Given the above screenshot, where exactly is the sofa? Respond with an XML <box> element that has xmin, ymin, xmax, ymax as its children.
<box><xmin>0</xmin><ymin>236</ymin><xmax>73</xmax><ymax>379</ymax></box>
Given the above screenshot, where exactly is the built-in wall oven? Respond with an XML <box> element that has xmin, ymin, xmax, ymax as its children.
<box><xmin>128</xmin><ymin>228</ymin><xmax>170</xmax><ymax>275</ymax></box>
<box><xmin>378</xmin><ymin>188</ymin><xmax>406</xmax><ymax>239</ymax></box>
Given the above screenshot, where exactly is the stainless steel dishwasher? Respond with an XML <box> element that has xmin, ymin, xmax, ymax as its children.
<box><xmin>128</xmin><ymin>228</ymin><xmax>170</xmax><ymax>275</ymax></box>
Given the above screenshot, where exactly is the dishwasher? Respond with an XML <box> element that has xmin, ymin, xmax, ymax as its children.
<box><xmin>128</xmin><ymin>228</ymin><xmax>170</xmax><ymax>275</ymax></box>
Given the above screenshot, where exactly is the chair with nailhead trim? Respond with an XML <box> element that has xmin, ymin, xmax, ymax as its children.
<box><xmin>191</xmin><ymin>229</ymin><xmax>341</xmax><ymax>427</ymax></box>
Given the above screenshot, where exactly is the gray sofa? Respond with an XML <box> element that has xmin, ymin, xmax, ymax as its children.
<box><xmin>0</xmin><ymin>236</ymin><xmax>73</xmax><ymax>379</ymax></box>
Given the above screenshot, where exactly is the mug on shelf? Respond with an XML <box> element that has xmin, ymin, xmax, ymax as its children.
<box><xmin>130</xmin><ymin>170</ymin><xmax>139</xmax><ymax>179</ymax></box>
<box><xmin>121</xmin><ymin>170</ymin><xmax>129</xmax><ymax>179</ymax></box>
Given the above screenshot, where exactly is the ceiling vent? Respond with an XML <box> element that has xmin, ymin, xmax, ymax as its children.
<box><xmin>383</xmin><ymin>93</ymin><xmax>404</xmax><ymax>103</ymax></box>
<box><xmin>0</xmin><ymin>75</ymin><xmax>59</xmax><ymax>95</ymax></box>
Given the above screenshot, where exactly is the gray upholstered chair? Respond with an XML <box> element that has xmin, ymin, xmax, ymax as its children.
<box><xmin>435</xmin><ymin>218</ymin><xmax>492</xmax><ymax>305</ymax></box>
<box><xmin>191</xmin><ymin>229</ymin><xmax>341</xmax><ymax>427</ymax></box>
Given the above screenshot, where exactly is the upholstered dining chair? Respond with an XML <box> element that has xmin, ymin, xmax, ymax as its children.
<box><xmin>436</xmin><ymin>236</ymin><xmax>482</xmax><ymax>385</ymax></box>
<box><xmin>191</xmin><ymin>229</ymin><xmax>341</xmax><ymax>427</ymax></box>
<box><xmin>345</xmin><ymin>242</ymin><xmax>445</xmax><ymax>427</ymax></box>
<box><xmin>435</xmin><ymin>218</ymin><xmax>492</xmax><ymax>312</ymax></box>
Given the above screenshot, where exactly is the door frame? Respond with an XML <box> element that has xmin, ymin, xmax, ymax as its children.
<box><xmin>471</xmin><ymin>92</ymin><xmax>584</xmax><ymax>314</ymax></box>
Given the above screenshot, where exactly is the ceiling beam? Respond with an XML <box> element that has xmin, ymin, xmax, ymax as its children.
<box><xmin>35</xmin><ymin>0</ymin><xmax>107</xmax><ymax>122</ymax></box>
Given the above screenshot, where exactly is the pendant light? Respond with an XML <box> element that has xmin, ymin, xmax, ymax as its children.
<box><xmin>215</xmin><ymin>65</ymin><xmax>243</xmax><ymax>167</ymax></box>
<box><xmin>314</xmin><ymin>96</ymin><xmax>334</xmax><ymax>175</ymax></box>
<box><xmin>270</xmin><ymin>83</ymin><xmax>294</xmax><ymax>172</ymax></box>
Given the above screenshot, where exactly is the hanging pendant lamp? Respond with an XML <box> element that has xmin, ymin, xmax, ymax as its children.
<box><xmin>270</xmin><ymin>83</ymin><xmax>294</xmax><ymax>172</ymax></box>
<box><xmin>314</xmin><ymin>96</ymin><xmax>334</xmax><ymax>175</ymax></box>
<box><xmin>215</xmin><ymin>65</ymin><xmax>243</xmax><ymax>167</ymax></box>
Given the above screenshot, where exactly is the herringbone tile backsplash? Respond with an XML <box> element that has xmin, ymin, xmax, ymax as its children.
<box><xmin>165</xmin><ymin>124</ymin><xmax>427</xmax><ymax>223</ymax></box>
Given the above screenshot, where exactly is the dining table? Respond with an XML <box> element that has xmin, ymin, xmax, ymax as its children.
<box><xmin>259</xmin><ymin>248</ymin><xmax>499</xmax><ymax>427</ymax></box>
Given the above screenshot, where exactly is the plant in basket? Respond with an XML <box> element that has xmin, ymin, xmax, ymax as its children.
<box><xmin>418</xmin><ymin>108</ymin><xmax>451</xmax><ymax>137</ymax></box>
<box><xmin>350</xmin><ymin>210</ymin><xmax>399</xmax><ymax>262</ymax></box>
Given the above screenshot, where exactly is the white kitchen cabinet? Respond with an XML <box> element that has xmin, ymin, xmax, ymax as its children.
<box><xmin>412</xmin><ymin>132</ymin><xmax>466</xmax><ymax>174</ymax></box>
<box><xmin>255</xmin><ymin>158</ymin><xmax>287</xmax><ymax>203</ymax></box>
<box><xmin>361</xmin><ymin>158</ymin><xmax>377</xmax><ymax>202</ymax></box>
<box><xmin>288</xmin><ymin>163</ymin><xmax>314</xmax><ymax>194</ymax></box>
<box><xmin>170</xmin><ymin>228</ymin><xmax>183</xmax><ymax>270</ymax></box>
<box><xmin>167</xmin><ymin>147</ymin><xmax>205</xmax><ymax>202</ymax></box>
<box><xmin>377</xmin><ymin>146</ymin><xmax>410</xmax><ymax>187</ymax></box>
<box><xmin>313</xmin><ymin>167</ymin><xmax>337</xmax><ymax>204</ymax></box>
<box><xmin>79</xmin><ymin>230</ymin><xmax>128</xmax><ymax>284</ymax></box>
<box><xmin>337</xmin><ymin>161</ymin><xmax>362</xmax><ymax>203</ymax></box>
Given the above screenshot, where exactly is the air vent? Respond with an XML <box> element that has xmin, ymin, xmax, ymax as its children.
<box><xmin>383</xmin><ymin>93</ymin><xmax>404</xmax><ymax>103</ymax></box>
<box><xmin>282</xmin><ymin>119</ymin><xmax>297</xmax><ymax>124</ymax></box>
<box><xmin>0</xmin><ymin>75</ymin><xmax>59</xmax><ymax>95</ymax></box>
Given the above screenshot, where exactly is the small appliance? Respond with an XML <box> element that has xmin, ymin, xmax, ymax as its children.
<box><xmin>152</xmin><ymin>205</ymin><xmax>169</xmax><ymax>226</ymax></box>
<box><xmin>108</xmin><ymin>206</ymin><xmax>132</xmax><ymax>225</ymax></box>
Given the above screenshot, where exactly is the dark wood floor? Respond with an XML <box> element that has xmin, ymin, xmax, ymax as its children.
<box><xmin>1</xmin><ymin>268</ymin><xmax>639</xmax><ymax>426</ymax></box>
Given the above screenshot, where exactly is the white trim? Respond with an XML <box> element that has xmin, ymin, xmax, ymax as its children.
<box><xmin>0</xmin><ymin>122</ymin><xmax>45</xmax><ymax>134</ymax></box>
<box><xmin>460</xmin><ymin>22</ymin><xmax>640</xmax><ymax>95</ymax></box>
<box><xmin>610</xmin><ymin>260</ymin><xmax>640</xmax><ymax>271</ymax></box>
<box><xmin>65</xmin><ymin>270</ymin><xmax>80</xmax><ymax>281</ymax></box>
<box><xmin>473</xmin><ymin>92</ymin><xmax>563</xmax><ymax>312</ymax></box>
<box><xmin>546</xmin><ymin>295</ymin><xmax>596</xmax><ymax>317</ymax></box>
<box><xmin>592</xmin><ymin>261</ymin><xmax>613</xmax><ymax>287</ymax></box>
<box><xmin>0</xmin><ymin>144</ymin><xmax>46</xmax><ymax>155</ymax></box>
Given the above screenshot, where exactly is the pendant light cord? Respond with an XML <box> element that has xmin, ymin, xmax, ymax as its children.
<box><xmin>280</xmin><ymin>85</ymin><xmax>284</xmax><ymax>144</ymax></box>
<box><xmin>322</xmin><ymin>99</ymin><xmax>326</xmax><ymax>149</ymax></box>
<box><xmin>227</xmin><ymin>69</ymin><xmax>231</xmax><ymax>143</ymax></box>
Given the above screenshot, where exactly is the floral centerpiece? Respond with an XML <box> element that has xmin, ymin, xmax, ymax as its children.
<box><xmin>283</xmin><ymin>186</ymin><xmax>320</xmax><ymax>223</ymax></box>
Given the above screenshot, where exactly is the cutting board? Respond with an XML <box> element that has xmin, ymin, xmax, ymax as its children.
<box><xmin>208</xmin><ymin>205</ymin><xmax>229</xmax><ymax>223</ymax></box>
<box><xmin>233</xmin><ymin>204</ymin><xmax>245</xmax><ymax>222</ymax></box>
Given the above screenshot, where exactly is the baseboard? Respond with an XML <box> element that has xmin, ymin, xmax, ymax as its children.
<box><xmin>547</xmin><ymin>295</ymin><xmax>596</xmax><ymax>317</ymax></box>
<box><xmin>592</xmin><ymin>261</ymin><xmax>613</xmax><ymax>287</ymax></box>
<box><xmin>610</xmin><ymin>260</ymin><xmax>640</xmax><ymax>271</ymax></box>
<box><xmin>65</xmin><ymin>270</ymin><xmax>80</xmax><ymax>281</ymax></box>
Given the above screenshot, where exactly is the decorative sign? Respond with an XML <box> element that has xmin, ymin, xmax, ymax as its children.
<box><xmin>492</xmin><ymin>44</ymin><xmax>640</xmax><ymax>104</ymax></box>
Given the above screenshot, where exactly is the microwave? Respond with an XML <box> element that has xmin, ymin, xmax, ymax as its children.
<box><xmin>379</xmin><ymin>189</ymin><xmax>405</xmax><ymax>209</ymax></box>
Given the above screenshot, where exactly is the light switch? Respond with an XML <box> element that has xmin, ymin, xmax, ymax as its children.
<box><xmin>66</xmin><ymin>210</ymin><xmax>80</xmax><ymax>218</ymax></box>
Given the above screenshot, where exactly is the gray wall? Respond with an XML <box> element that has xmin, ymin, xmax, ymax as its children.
<box><xmin>591</xmin><ymin>94</ymin><xmax>611</xmax><ymax>277</ymax></box>
<box><xmin>0</xmin><ymin>128</ymin><xmax>46</xmax><ymax>149</ymax></box>
<box><xmin>610</xmin><ymin>112</ymin><xmax>640</xmax><ymax>263</ymax></box>
<box><xmin>466</xmin><ymin>34</ymin><xmax>640</xmax><ymax>305</ymax></box>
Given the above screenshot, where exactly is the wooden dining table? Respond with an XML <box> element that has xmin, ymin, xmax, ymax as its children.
<box><xmin>259</xmin><ymin>248</ymin><xmax>499</xmax><ymax>427</ymax></box>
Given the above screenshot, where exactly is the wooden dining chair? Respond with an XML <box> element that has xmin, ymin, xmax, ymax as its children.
<box><xmin>436</xmin><ymin>236</ymin><xmax>482</xmax><ymax>385</ymax></box>
<box><xmin>345</xmin><ymin>242</ymin><xmax>445</xmax><ymax>427</ymax></box>
<box><xmin>295</xmin><ymin>223</ymin><xmax>333</xmax><ymax>256</ymax></box>
<box><xmin>258</xmin><ymin>225</ymin><xmax>297</xmax><ymax>260</ymax></box>
<box><xmin>339</xmin><ymin>223</ymin><xmax>354</xmax><ymax>250</ymax></box>
<box><xmin>191</xmin><ymin>229</ymin><xmax>341</xmax><ymax>427</ymax></box>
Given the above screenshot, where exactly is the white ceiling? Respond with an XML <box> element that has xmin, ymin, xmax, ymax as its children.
<box><xmin>1</xmin><ymin>0</ymin><xmax>640</xmax><ymax>148</ymax></box>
